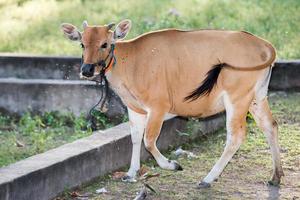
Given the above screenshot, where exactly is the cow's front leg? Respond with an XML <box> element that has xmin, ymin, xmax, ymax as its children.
<box><xmin>144</xmin><ymin>110</ymin><xmax>183</xmax><ymax>171</ymax></box>
<box><xmin>122</xmin><ymin>108</ymin><xmax>146</xmax><ymax>182</ymax></box>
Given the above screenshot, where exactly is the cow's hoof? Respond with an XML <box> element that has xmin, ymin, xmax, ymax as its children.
<box><xmin>268</xmin><ymin>174</ymin><xmax>282</xmax><ymax>186</ymax></box>
<box><xmin>268</xmin><ymin>179</ymin><xmax>280</xmax><ymax>186</ymax></box>
<box><xmin>268</xmin><ymin>169</ymin><xmax>283</xmax><ymax>186</ymax></box>
<box><xmin>173</xmin><ymin>161</ymin><xmax>183</xmax><ymax>171</ymax></box>
<box><xmin>121</xmin><ymin>175</ymin><xmax>137</xmax><ymax>183</ymax></box>
<box><xmin>197</xmin><ymin>181</ymin><xmax>211</xmax><ymax>189</ymax></box>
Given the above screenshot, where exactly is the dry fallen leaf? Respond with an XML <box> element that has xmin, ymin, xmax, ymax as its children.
<box><xmin>75</xmin><ymin>197</ymin><xmax>89</xmax><ymax>200</ymax></box>
<box><xmin>138</xmin><ymin>165</ymin><xmax>149</xmax><ymax>177</ymax></box>
<box><xmin>143</xmin><ymin>173</ymin><xmax>160</xmax><ymax>181</ymax></box>
<box><xmin>53</xmin><ymin>198</ymin><xmax>66</xmax><ymax>200</ymax></box>
<box><xmin>112</xmin><ymin>171</ymin><xmax>126</xmax><ymax>179</ymax></box>
<box><xmin>95</xmin><ymin>187</ymin><xmax>108</xmax><ymax>194</ymax></box>
<box><xmin>69</xmin><ymin>191</ymin><xmax>90</xmax><ymax>198</ymax></box>
<box><xmin>139</xmin><ymin>171</ymin><xmax>160</xmax><ymax>180</ymax></box>
<box><xmin>174</xmin><ymin>147</ymin><xmax>198</xmax><ymax>159</ymax></box>
<box><xmin>69</xmin><ymin>191</ymin><xmax>80</xmax><ymax>198</ymax></box>
<box><xmin>144</xmin><ymin>183</ymin><xmax>157</xmax><ymax>194</ymax></box>
<box><xmin>133</xmin><ymin>187</ymin><xmax>147</xmax><ymax>200</ymax></box>
<box><xmin>16</xmin><ymin>140</ymin><xmax>25</xmax><ymax>147</ymax></box>
<box><xmin>133</xmin><ymin>183</ymin><xmax>157</xmax><ymax>200</ymax></box>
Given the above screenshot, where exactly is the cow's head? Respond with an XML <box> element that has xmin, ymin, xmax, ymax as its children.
<box><xmin>61</xmin><ymin>19</ymin><xmax>131</xmax><ymax>79</ymax></box>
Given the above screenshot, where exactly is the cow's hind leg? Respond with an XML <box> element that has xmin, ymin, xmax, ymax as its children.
<box><xmin>249</xmin><ymin>98</ymin><xmax>284</xmax><ymax>185</ymax></box>
<box><xmin>144</xmin><ymin>111</ymin><xmax>183</xmax><ymax>171</ymax></box>
<box><xmin>199</xmin><ymin>93</ymin><xmax>250</xmax><ymax>188</ymax></box>
<box><xmin>122</xmin><ymin>108</ymin><xmax>147</xmax><ymax>182</ymax></box>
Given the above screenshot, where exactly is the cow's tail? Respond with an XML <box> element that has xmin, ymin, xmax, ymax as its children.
<box><xmin>184</xmin><ymin>63</ymin><xmax>226</xmax><ymax>102</ymax></box>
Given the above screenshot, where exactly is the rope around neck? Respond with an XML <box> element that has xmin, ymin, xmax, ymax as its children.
<box><xmin>86</xmin><ymin>44</ymin><xmax>116</xmax><ymax>130</ymax></box>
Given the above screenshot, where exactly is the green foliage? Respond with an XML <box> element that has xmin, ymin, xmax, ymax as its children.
<box><xmin>121</xmin><ymin>114</ymin><xmax>129</xmax><ymax>123</ymax></box>
<box><xmin>19</xmin><ymin>112</ymin><xmax>45</xmax><ymax>135</ymax></box>
<box><xmin>0</xmin><ymin>115</ymin><xmax>11</xmax><ymax>127</ymax></box>
<box><xmin>74</xmin><ymin>113</ymin><xmax>90</xmax><ymax>132</ymax></box>
<box><xmin>0</xmin><ymin>111</ymin><xmax>113</xmax><ymax>167</ymax></box>
<box><xmin>30</xmin><ymin>130</ymin><xmax>50</xmax><ymax>153</ymax></box>
<box><xmin>246</xmin><ymin>112</ymin><xmax>255</xmax><ymax>124</ymax></box>
<box><xmin>89</xmin><ymin>110</ymin><xmax>114</xmax><ymax>130</ymax></box>
<box><xmin>42</xmin><ymin>111</ymin><xmax>74</xmax><ymax>127</ymax></box>
<box><xmin>0</xmin><ymin>0</ymin><xmax>299</xmax><ymax>58</ymax></box>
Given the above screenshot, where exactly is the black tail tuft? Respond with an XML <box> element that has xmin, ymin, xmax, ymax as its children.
<box><xmin>184</xmin><ymin>63</ymin><xmax>225</xmax><ymax>102</ymax></box>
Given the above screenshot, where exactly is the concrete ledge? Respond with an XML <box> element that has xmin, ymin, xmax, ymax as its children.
<box><xmin>0</xmin><ymin>114</ymin><xmax>225</xmax><ymax>200</ymax></box>
<box><xmin>0</xmin><ymin>78</ymin><xmax>97</xmax><ymax>85</ymax></box>
<box><xmin>0</xmin><ymin>53</ymin><xmax>299</xmax><ymax>83</ymax></box>
<box><xmin>0</xmin><ymin>54</ymin><xmax>80</xmax><ymax>80</ymax></box>
<box><xmin>270</xmin><ymin>60</ymin><xmax>300</xmax><ymax>90</ymax></box>
<box><xmin>1</xmin><ymin>60</ymin><xmax>300</xmax><ymax>116</ymax></box>
<box><xmin>0</xmin><ymin>58</ymin><xmax>299</xmax><ymax>115</ymax></box>
<box><xmin>0</xmin><ymin>78</ymin><xmax>126</xmax><ymax>118</ymax></box>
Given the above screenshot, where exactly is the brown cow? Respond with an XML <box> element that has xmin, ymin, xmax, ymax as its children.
<box><xmin>61</xmin><ymin>19</ymin><xmax>283</xmax><ymax>188</ymax></box>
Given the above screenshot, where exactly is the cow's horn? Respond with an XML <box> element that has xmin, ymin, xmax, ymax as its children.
<box><xmin>107</xmin><ymin>22</ymin><xmax>115</xmax><ymax>30</ymax></box>
<box><xmin>82</xmin><ymin>20</ymin><xmax>88</xmax><ymax>29</ymax></box>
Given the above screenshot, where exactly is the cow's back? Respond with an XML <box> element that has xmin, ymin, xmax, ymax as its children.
<box><xmin>115</xmin><ymin>29</ymin><xmax>274</xmax><ymax>116</ymax></box>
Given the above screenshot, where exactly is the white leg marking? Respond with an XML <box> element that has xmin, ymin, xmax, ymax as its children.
<box><xmin>163</xmin><ymin>113</ymin><xmax>177</xmax><ymax>121</ymax></box>
<box><xmin>252</xmin><ymin>65</ymin><xmax>283</xmax><ymax>181</ymax></box>
<box><xmin>147</xmin><ymin>145</ymin><xmax>178</xmax><ymax>170</ymax></box>
<box><xmin>203</xmin><ymin>92</ymin><xmax>244</xmax><ymax>184</ymax></box>
<box><xmin>255</xmin><ymin>67</ymin><xmax>272</xmax><ymax>101</ymax></box>
<box><xmin>127</xmin><ymin>108</ymin><xmax>146</xmax><ymax>178</ymax></box>
<box><xmin>250</xmin><ymin>99</ymin><xmax>283</xmax><ymax>183</ymax></box>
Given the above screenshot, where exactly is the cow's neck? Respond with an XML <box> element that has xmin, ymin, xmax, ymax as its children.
<box><xmin>105</xmin><ymin>41</ymin><xmax>144</xmax><ymax>110</ymax></box>
<box><xmin>106</xmin><ymin>41</ymin><xmax>135</xmax><ymax>87</ymax></box>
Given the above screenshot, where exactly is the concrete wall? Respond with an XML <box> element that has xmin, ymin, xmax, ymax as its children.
<box><xmin>0</xmin><ymin>78</ymin><xmax>126</xmax><ymax>118</ymax></box>
<box><xmin>0</xmin><ymin>54</ymin><xmax>80</xmax><ymax>80</ymax></box>
<box><xmin>0</xmin><ymin>115</ymin><xmax>225</xmax><ymax>200</ymax></box>
<box><xmin>269</xmin><ymin>60</ymin><xmax>300</xmax><ymax>90</ymax></box>
<box><xmin>1</xmin><ymin>54</ymin><xmax>299</xmax><ymax>84</ymax></box>
<box><xmin>0</xmin><ymin>57</ymin><xmax>299</xmax><ymax>116</ymax></box>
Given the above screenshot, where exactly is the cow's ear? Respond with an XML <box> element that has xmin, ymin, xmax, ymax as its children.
<box><xmin>61</xmin><ymin>23</ymin><xmax>82</xmax><ymax>41</ymax></box>
<box><xmin>113</xmin><ymin>19</ymin><xmax>131</xmax><ymax>41</ymax></box>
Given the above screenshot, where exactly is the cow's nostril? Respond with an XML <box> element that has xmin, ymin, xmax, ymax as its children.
<box><xmin>81</xmin><ymin>64</ymin><xmax>94</xmax><ymax>77</ymax></box>
<box><xmin>82</xmin><ymin>71</ymin><xmax>93</xmax><ymax>77</ymax></box>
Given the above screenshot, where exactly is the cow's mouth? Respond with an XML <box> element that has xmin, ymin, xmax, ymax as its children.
<box><xmin>80</xmin><ymin>72</ymin><xmax>105</xmax><ymax>83</ymax></box>
<box><xmin>80</xmin><ymin>73</ymin><xmax>96</xmax><ymax>80</ymax></box>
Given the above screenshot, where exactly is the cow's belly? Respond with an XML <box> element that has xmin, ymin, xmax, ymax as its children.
<box><xmin>170</xmin><ymin>90</ymin><xmax>226</xmax><ymax>118</ymax></box>
<box><xmin>109</xmin><ymin>72</ymin><xmax>226</xmax><ymax>118</ymax></box>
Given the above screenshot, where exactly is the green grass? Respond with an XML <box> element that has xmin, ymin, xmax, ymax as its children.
<box><xmin>0</xmin><ymin>110</ymin><xmax>118</xmax><ymax>167</ymax></box>
<box><xmin>56</xmin><ymin>92</ymin><xmax>300</xmax><ymax>199</ymax></box>
<box><xmin>0</xmin><ymin>0</ymin><xmax>299</xmax><ymax>59</ymax></box>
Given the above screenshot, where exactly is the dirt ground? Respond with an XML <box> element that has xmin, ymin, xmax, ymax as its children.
<box><xmin>57</xmin><ymin>92</ymin><xmax>300</xmax><ymax>200</ymax></box>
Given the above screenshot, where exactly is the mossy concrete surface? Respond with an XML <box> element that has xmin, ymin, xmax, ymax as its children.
<box><xmin>58</xmin><ymin>92</ymin><xmax>300</xmax><ymax>200</ymax></box>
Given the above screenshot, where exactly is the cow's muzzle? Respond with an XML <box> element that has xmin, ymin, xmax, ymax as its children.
<box><xmin>81</xmin><ymin>63</ymin><xmax>95</xmax><ymax>77</ymax></box>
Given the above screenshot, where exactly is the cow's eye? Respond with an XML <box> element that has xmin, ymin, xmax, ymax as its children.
<box><xmin>80</xmin><ymin>43</ymin><xmax>84</xmax><ymax>49</ymax></box>
<box><xmin>101</xmin><ymin>42</ymin><xmax>108</xmax><ymax>49</ymax></box>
